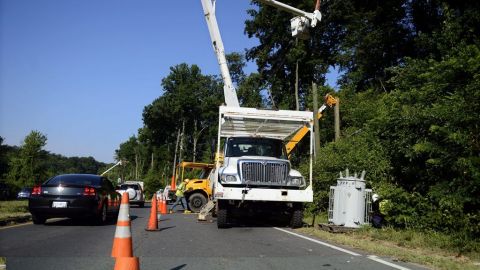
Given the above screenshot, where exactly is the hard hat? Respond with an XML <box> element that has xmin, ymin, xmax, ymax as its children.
<box><xmin>184</xmin><ymin>179</ymin><xmax>190</xmax><ymax>183</ymax></box>
<box><xmin>372</xmin><ymin>194</ymin><xmax>379</xmax><ymax>202</ymax></box>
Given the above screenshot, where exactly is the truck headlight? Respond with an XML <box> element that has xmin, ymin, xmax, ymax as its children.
<box><xmin>220</xmin><ymin>174</ymin><xmax>237</xmax><ymax>183</ymax></box>
<box><xmin>287</xmin><ymin>176</ymin><xmax>305</xmax><ymax>187</ymax></box>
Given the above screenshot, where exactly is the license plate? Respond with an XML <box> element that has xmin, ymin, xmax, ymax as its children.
<box><xmin>52</xmin><ymin>201</ymin><xmax>68</xmax><ymax>208</ymax></box>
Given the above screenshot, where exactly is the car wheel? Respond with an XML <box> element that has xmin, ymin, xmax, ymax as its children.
<box><xmin>95</xmin><ymin>203</ymin><xmax>107</xmax><ymax>225</ymax></box>
<box><xmin>188</xmin><ymin>193</ymin><xmax>207</xmax><ymax>213</ymax></box>
<box><xmin>32</xmin><ymin>214</ymin><xmax>46</xmax><ymax>225</ymax></box>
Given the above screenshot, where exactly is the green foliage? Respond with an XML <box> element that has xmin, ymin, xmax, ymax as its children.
<box><xmin>0</xmin><ymin>200</ymin><xmax>29</xmax><ymax>219</ymax></box>
<box><xmin>366</xmin><ymin>45</ymin><xmax>480</xmax><ymax>241</ymax></box>
<box><xmin>142</xmin><ymin>168</ymin><xmax>163</xmax><ymax>199</ymax></box>
<box><xmin>302</xmin><ymin>130</ymin><xmax>391</xmax><ymax>214</ymax></box>
<box><xmin>5</xmin><ymin>131</ymin><xmax>48</xmax><ymax>189</ymax></box>
<box><xmin>0</xmin><ymin>137</ymin><xmax>19</xmax><ymax>183</ymax></box>
<box><xmin>2</xmin><ymin>131</ymin><xmax>107</xmax><ymax>195</ymax></box>
<box><xmin>142</xmin><ymin>63</ymin><xmax>222</xmax><ymax>156</ymax></box>
<box><xmin>236</xmin><ymin>73</ymin><xmax>265</xmax><ymax>108</ymax></box>
<box><xmin>226</xmin><ymin>52</ymin><xmax>247</xmax><ymax>85</ymax></box>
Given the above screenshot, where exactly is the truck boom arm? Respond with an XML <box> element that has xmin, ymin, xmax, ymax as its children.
<box><xmin>286</xmin><ymin>94</ymin><xmax>337</xmax><ymax>155</ymax></box>
<box><xmin>201</xmin><ymin>0</ymin><xmax>240</xmax><ymax>107</ymax></box>
<box><xmin>258</xmin><ymin>0</ymin><xmax>322</xmax><ymax>27</ymax></box>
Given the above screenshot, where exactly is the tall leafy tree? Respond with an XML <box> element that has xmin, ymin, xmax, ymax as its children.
<box><xmin>6</xmin><ymin>131</ymin><xmax>48</xmax><ymax>189</ymax></box>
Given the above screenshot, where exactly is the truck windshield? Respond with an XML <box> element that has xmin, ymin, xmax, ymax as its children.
<box><xmin>225</xmin><ymin>137</ymin><xmax>287</xmax><ymax>159</ymax></box>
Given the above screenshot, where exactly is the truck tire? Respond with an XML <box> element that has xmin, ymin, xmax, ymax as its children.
<box><xmin>217</xmin><ymin>202</ymin><xmax>228</xmax><ymax>229</ymax></box>
<box><xmin>290</xmin><ymin>209</ymin><xmax>303</xmax><ymax>228</ymax></box>
<box><xmin>188</xmin><ymin>193</ymin><xmax>207</xmax><ymax>213</ymax></box>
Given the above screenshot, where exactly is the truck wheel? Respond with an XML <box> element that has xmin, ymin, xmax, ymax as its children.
<box><xmin>217</xmin><ymin>202</ymin><xmax>228</xmax><ymax>229</ymax></box>
<box><xmin>188</xmin><ymin>193</ymin><xmax>207</xmax><ymax>213</ymax></box>
<box><xmin>290</xmin><ymin>209</ymin><xmax>303</xmax><ymax>228</ymax></box>
<box><xmin>32</xmin><ymin>214</ymin><xmax>46</xmax><ymax>225</ymax></box>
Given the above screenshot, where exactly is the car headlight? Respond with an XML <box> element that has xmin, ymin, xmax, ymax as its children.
<box><xmin>287</xmin><ymin>176</ymin><xmax>305</xmax><ymax>187</ymax></box>
<box><xmin>220</xmin><ymin>174</ymin><xmax>237</xmax><ymax>183</ymax></box>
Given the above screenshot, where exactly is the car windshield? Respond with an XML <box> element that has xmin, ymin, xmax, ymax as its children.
<box><xmin>225</xmin><ymin>137</ymin><xmax>287</xmax><ymax>159</ymax></box>
<box><xmin>118</xmin><ymin>184</ymin><xmax>139</xmax><ymax>190</ymax></box>
<box><xmin>45</xmin><ymin>175</ymin><xmax>101</xmax><ymax>187</ymax></box>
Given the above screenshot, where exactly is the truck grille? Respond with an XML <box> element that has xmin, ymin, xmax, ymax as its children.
<box><xmin>239</xmin><ymin>160</ymin><xmax>289</xmax><ymax>186</ymax></box>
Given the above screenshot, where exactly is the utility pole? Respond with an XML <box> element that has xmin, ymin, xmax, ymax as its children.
<box><xmin>312</xmin><ymin>82</ymin><xmax>321</xmax><ymax>157</ymax></box>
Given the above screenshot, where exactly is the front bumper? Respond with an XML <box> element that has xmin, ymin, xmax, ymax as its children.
<box><xmin>214</xmin><ymin>185</ymin><xmax>313</xmax><ymax>202</ymax></box>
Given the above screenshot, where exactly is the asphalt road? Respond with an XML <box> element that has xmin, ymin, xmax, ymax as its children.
<box><xmin>0</xmin><ymin>203</ymin><xmax>427</xmax><ymax>270</ymax></box>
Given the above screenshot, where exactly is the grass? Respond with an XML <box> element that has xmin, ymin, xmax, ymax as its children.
<box><xmin>0</xmin><ymin>200</ymin><xmax>29</xmax><ymax>219</ymax></box>
<box><xmin>302</xmin><ymin>214</ymin><xmax>480</xmax><ymax>270</ymax></box>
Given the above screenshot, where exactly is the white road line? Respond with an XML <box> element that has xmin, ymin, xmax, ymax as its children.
<box><xmin>368</xmin><ymin>255</ymin><xmax>411</xmax><ymax>270</ymax></box>
<box><xmin>274</xmin><ymin>228</ymin><xmax>413</xmax><ymax>270</ymax></box>
<box><xmin>273</xmin><ymin>227</ymin><xmax>361</xmax><ymax>256</ymax></box>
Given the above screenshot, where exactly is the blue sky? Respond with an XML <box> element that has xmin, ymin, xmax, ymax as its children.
<box><xmin>0</xmin><ymin>0</ymin><xmax>338</xmax><ymax>163</ymax></box>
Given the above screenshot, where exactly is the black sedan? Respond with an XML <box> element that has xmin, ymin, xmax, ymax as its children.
<box><xmin>29</xmin><ymin>174</ymin><xmax>121</xmax><ymax>225</ymax></box>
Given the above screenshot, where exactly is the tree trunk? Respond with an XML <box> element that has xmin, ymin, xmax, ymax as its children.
<box><xmin>334</xmin><ymin>98</ymin><xmax>340</xmax><ymax>141</ymax></box>
<box><xmin>172</xmin><ymin>128</ymin><xmax>181</xmax><ymax>183</ymax></box>
<box><xmin>193</xmin><ymin>120</ymin><xmax>198</xmax><ymax>163</ymax></box>
<box><xmin>179</xmin><ymin>119</ymin><xmax>185</xmax><ymax>164</ymax></box>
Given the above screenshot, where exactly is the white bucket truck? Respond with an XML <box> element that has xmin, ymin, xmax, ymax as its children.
<box><xmin>200</xmin><ymin>0</ymin><xmax>321</xmax><ymax>228</ymax></box>
<box><xmin>212</xmin><ymin>106</ymin><xmax>314</xmax><ymax>228</ymax></box>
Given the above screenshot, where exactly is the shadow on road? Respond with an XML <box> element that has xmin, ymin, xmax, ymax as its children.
<box><xmin>222</xmin><ymin>215</ymin><xmax>291</xmax><ymax>229</ymax></box>
<box><xmin>170</xmin><ymin>264</ymin><xmax>187</xmax><ymax>270</ymax></box>
<box><xmin>44</xmin><ymin>218</ymin><xmax>116</xmax><ymax>226</ymax></box>
<box><xmin>159</xmin><ymin>225</ymin><xmax>176</xmax><ymax>232</ymax></box>
<box><xmin>43</xmin><ymin>214</ymin><xmax>139</xmax><ymax>226</ymax></box>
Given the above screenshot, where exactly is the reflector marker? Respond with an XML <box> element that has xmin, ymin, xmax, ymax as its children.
<box><xmin>114</xmin><ymin>226</ymin><xmax>132</xmax><ymax>238</ymax></box>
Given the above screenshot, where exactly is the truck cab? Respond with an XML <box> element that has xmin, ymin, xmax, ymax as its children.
<box><xmin>219</xmin><ymin>137</ymin><xmax>305</xmax><ymax>189</ymax></box>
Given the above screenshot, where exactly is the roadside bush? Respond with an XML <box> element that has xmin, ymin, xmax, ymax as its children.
<box><xmin>302</xmin><ymin>130</ymin><xmax>391</xmax><ymax>215</ymax></box>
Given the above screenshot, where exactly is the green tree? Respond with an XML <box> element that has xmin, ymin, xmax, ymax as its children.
<box><xmin>6</xmin><ymin>131</ymin><xmax>48</xmax><ymax>189</ymax></box>
<box><xmin>226</xmin><ymin>52</ymin><xmax>265</xmax><ymax>108</ymax></box>
<box><xmin>369</xmin><ymin>45</ymin><xmax>480</xmax><ymax>237</ymax></box>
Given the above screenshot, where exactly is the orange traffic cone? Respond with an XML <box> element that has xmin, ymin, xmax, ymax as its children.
<box><xmin>161</xmin><ymin>196</ymin><xmax>168</xmax><ymax>215</ymax></box>
<box><xmin>145</xmin><ymin>195</ymin><xmax>159</xmax><ymax>231</ymax></box>
<box><xmin>114</xmin><ymin>257</ymin><xmax>140</xmax><ymax>270</ymax></box>
<box><xmin>112</xmin><ymin>192</ymin><xmax>133</xmax><ymax>257</ymax></box>
<box><xmin>156</xmin><ymin>196</ymin><xmax>162</xmax><ymax>221</ymax></box>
